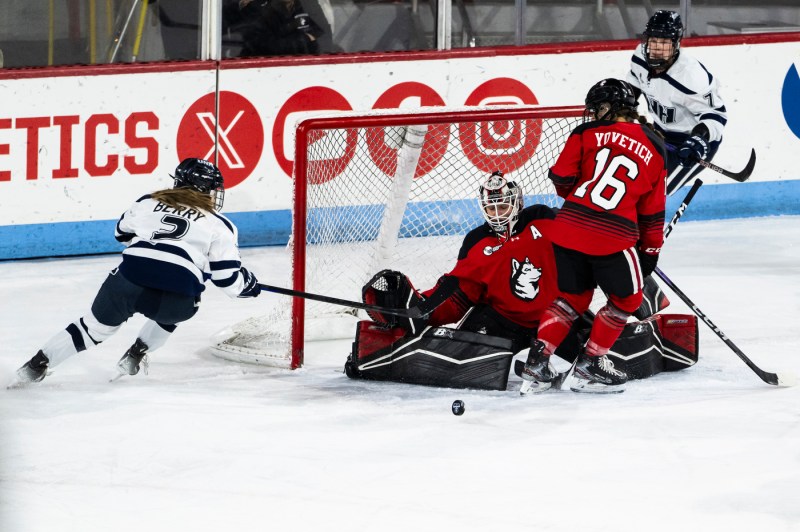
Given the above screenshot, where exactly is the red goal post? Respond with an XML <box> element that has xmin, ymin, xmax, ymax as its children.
<box><xmin>212</xmin><ymin>105</ymin><xmax>585</xmax><ymax>369</ymax></box>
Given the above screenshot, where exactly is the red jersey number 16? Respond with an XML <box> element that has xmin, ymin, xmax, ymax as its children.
<box><xmin>574</xmin><ymin>148</ymin><xmax>639</xmax><ymax>210</ymax></box>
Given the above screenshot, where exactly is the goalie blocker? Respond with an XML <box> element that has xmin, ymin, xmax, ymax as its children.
<box><xmin>348</xmin><ymin>271</ymin><xmax>698</xmax><ymax>391</ymax></box>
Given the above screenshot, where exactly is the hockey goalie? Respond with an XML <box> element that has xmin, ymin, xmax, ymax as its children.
<box><xmin>344</xmin><ymin>172</ymin><xmax>699</xmax><ymax>393</ymax></box>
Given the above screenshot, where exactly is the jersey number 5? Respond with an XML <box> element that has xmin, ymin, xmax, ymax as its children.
<box><xmin>152</xmin><ymin>214</ymin><xmax>190</xmax><ymax>241</ymax></box>
<box><xmin>573</xmin><ymin>147</ymin><xmax>639</xmax><ymax>210</ymax></box>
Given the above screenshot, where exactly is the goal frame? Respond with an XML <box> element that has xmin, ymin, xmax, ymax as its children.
<box><xmin>289</xmin><ymin>105</ymin><xmax>584</xmax><ymax>369</ymax></box>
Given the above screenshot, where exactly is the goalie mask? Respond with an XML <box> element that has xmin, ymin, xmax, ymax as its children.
<box><xmin>584</xmin><ymin>78</ymin><xmax>638</xmax><ymax>122</ymax></box>
<box><xmin>642</xmin><ymin>10</ymin><xmax>683</xmax><ymax>71</ymax></box>
<box><xmin>172</xmin><ymin>158</ymin><xmax>225</xmax><ymax>211</ymax></box>
<box><xmin>479</xmin><ymin>171</ymin><xmax>522</xmax><ymax>237</ymax></box>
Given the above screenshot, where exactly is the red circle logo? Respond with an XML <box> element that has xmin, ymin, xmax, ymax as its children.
<box><xmin>459</xmin><ymin>78</ymin><xmax>541</xmax><ymax>173</ymax></box>
<box><xmin>367</xmin><ymin>82</ymin><xmax>448</xmax><ymax>179</ymax></box>
<box><xmin>177</xmin><ymin>91</ymin><xmax>264</xmax><ymax>188</ymax></box>
<box><xmin>272</xmin><ymin>87</ymin><xmax>354</xmax><ymax>183</ymax></box>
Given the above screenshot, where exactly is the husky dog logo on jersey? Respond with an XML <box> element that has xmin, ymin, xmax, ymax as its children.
<box><xmin>510</xmin><ymin>257</ymin><xmax>542</xmax><ymax>301</ymax></box>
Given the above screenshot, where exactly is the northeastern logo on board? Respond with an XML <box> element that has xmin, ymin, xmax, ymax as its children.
<box><xmin>176</xmin><ymin>91</ymin><xmax>264</xmax><ymax>188</ymax></box>
<box><xmin>782</xmin><ymin>64</ymin><xmax>800</xmax><ymax>140</ymax></box>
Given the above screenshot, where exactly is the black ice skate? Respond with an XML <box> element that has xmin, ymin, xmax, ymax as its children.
<box><xmin>112</xmin><ymin>339</ymin><xmax>149</xmax><ymax>381</ymax></box>
<box><xmin>8</xmin><ymin>351</ymin><xmax>50</xmax><ymax>388</ymax></box>
<box><xmin>520</xmin><ymin>340</ymin><xmax>558</xmax><ymax>395</ymax></box>
<box><xmin>568</xmin><ymin>351</ymin><xmax>628</xmax><ymax>394</ymax></box>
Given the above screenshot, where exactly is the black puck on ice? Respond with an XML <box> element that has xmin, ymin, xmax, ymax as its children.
<box><xmin>451</xmin><ymin>400</ymin><xmax>465</xmax><ymax>416</ymax></box>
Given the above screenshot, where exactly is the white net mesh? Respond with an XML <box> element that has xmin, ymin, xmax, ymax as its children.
<box><xmin>211</xmin><ymin>106</ymin><xmax>584</xmax><ymax>368</ymax></box>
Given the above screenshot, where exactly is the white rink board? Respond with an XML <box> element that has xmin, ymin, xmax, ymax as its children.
<box><xmin>0</xmin><ymin>38</ymin><xmax>799</xmax><ymax>258</ymax></box>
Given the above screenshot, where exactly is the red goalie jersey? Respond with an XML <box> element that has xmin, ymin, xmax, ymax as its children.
<box><xmin>423</xmin><ymin>205</ymin><xmax>563</xmax><ymax>329</ymax></box>
<box><xmin>548</xmin><ymin>120</ymin><xmax>667</xmax><ymax>256</ymax></box>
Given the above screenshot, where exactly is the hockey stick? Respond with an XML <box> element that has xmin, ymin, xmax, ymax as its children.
<box><xmin>653</xmin><ymin>268</ymin><xmax>795</xmax><ymax>387</ymax></box>
<box><xmin>667</xmin><ymin>144</ymin><xmax>756</xmax><ymax>182</ymax></box>
<box><xmin>521</xmin><ymin>181</ymin><xmax>705</xmax><ymax>393</ymax></box>
<box><xmin>257</xmin><ymin>283</ymin><xmax>421</xmax><ymax>319</ymax></box>
<box><xmin>652</xmin><ymin>179</ymin><xmax>794</xmax><ymax>386</ymax></box>
<box><xmin>664</xmin><ymin>178</ymin><xmax>703</xmax><ymax>239</ymax></box>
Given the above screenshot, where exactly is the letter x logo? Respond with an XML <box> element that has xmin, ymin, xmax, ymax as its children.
<box><xmin>177</xmin><ymin>91</ymin><xmax>264</xmax><ymax>188</ymax></box>
<box><xmin>196</xmin><ymin>111</ymin><xmax>245</xmax><ymax>169</ymax></box>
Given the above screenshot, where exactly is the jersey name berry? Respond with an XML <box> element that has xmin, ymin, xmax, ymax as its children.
<box><xmin>152</xmin><ymin>202</ymin><xmax>207</xmax><ymax>222</ymax></box>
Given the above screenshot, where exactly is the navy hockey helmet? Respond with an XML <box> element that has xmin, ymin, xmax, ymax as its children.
<box><xmin>584</xmin><ymin>78</ymin><xmax>638</xmax><ymax>122</ymax></box>
<box><xmin>172</xmin><ymin>158</ymin><xmax>225</xmax><ymax>211</ymax></box>
<box><xmin>642</xmin><ymin>10</ymin><xmax>683</xmax><ymax>70</ymax></box>
<box><xmin>479</xmin><ymin>171</ymin><xmax>523</xmax><ymax>236</ymax></box>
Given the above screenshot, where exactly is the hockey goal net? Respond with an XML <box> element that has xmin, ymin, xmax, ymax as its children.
<box><xmin>211</xmin><ymin>105</ymin><xmax>584</xmax><ymax>369</ymax></box>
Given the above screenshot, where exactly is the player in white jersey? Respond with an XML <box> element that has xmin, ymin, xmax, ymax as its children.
<box><xmin>626</xmin><ymin>10</ymin><xmax>727</xmax><ymax>195</ymax></box>
<box><xmin>10</xmin><ymin>158</ymin><xmax>262</xmax><ymax>387</ymax></box>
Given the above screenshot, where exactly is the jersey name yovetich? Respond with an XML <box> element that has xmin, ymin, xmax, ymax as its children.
<box><xmin>114</xmin><ymin>195</ymin><xmax>249</xmax><ymax>297</ymax></box>
<box><xmin>548</xmin><ymin>120</ymin><xmax>667</xmax><ymax>256</ymax></box>
<box><xmin>627</xmin><ymin>44</ymin><xmax>727</xmax><ymax>143</ymax></box>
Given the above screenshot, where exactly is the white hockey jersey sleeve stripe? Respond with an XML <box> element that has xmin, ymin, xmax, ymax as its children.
<box><xmin>209</xmin><ymin>259</ymin><xmax>242</xmax><ymax>271</ymax></box>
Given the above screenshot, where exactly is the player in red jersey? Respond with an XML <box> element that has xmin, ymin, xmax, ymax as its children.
<box><xmin>421</xmin><ymin>171</ymin><xmax>567</xmax><ymax>347</ymax></box>
<box><xmin>346</xmin><ymin>167</ymin><xmax>696</xmax><ymax>392</ymax></box>
<box><xmin>346</xmin><ymin>171</ymin><xmax>577</xmax><ymax>391</ymax></box>
<box><xmin>522</xmin><ymin>78</ymin><xmax>667</xmax><ymax>394</ymax></box>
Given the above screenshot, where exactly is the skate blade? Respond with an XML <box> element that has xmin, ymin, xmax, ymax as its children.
<box><xmin>7</xmin><ymin>375</ymin><xmax>27</xmax><ymax>389</ymax></box>
<box><xmin>519</xmin><ymin>379</ymin><xmax>552</xmax><ymax>395</ymax></box>
<box><xmin>109</xmin><ymin>370</ymin><xmax>128</xmax><ymax>383</ymax></box>
<box><xmin>569</xmin><ymin>380</ymin><xmax>626</xmax><ymax>394</ymax></box>
<box><xmin>7</xmin><ymin>369</ymin><xmax>49</xmax><ymax>389</ymax></box>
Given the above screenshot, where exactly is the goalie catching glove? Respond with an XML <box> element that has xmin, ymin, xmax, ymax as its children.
<box><xmin>362</xmin><ymin>270</ymin><xmax>429</xmax><ymax>334</ymax></box>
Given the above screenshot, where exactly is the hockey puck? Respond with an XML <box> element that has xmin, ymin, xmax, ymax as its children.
<box><xmin>451</xmin><ymin>400</ymin><xmax>465</xmax><ymax>416</ymax></box>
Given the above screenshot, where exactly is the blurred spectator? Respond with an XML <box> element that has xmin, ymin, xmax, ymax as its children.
<box><xmin>225</xmin><ymin>0</ymin><xmax>333</xmax><ymax>57</ymax></box>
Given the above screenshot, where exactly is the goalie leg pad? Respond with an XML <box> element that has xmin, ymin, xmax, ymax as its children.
<box><xmin>605</xmin><ymin>319</ymin><xmax>664</xmax><ymax>379</ymax></box>
<box><xmin>655</xmin><ymin>314</ymin><xmax>699</xmax><ymax>371</ymax></box>
<box><xmin>605</xmin><ymin>313</ymin><xmax>699</xmax><ymax>378</ymax></box>
<box><xmin>346</xmin><ymin>321</ymin><xmax>514</xmax><ymax>391</ymax></box>
<box><xmin>633</xmin><ymin>276</ymin><xmax>671</xmax><ymax>320</ymax></box>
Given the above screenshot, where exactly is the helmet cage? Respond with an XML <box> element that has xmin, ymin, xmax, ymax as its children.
<box><xmin>172</xmin><ymin>158</ymin><xmax>225</xmax><ymax>211</ymax></box>
<box><xmin>479</xmin><ymin>171</ymin><xmax>522</xmax><ymax>235</ymax></box>
<box><xmin>642</xmin><ymin>10</ymin><xmax>683</xmax><ymax>69</ymax></box>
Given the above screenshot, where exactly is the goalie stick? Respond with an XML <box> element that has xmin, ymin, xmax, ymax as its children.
<box><xmin>653</xmin><ymin>268</ymin><xmax>795</xmax><ymax>387</ymax></box>
<box><xmin>257</xmin><ymin>283</ymin><xmax>424</xmax><ymax>320</ymax></box>
<box><xmin>667</xmin><ymin>144</ymin><xmax>756</xmax><ymax>182</ymax></box>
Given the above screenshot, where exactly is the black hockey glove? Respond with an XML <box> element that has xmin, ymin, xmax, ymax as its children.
<box><xmin>637</xmin><ymin>250</ymin><xmax>659</xmax><ymax>278</ymax></box>
<box><xmin>238</xmin><ymin>267</ymin><xmax>261</xmax><ymax>298</ymax></box>
<box><xmin>677</xmin><ymin>136</ymin><xmax>708</xmax><ymax>166</ymax></box>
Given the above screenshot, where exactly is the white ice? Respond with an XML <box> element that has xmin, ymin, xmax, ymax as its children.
<box><xmin>1</xmin><ymin>216</ymin><xmax>799</xmax><ymax>532</ymax></box>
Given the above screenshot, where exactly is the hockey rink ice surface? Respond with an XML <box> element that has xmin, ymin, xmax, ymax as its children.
<box><xmin>1</xmin><ymin>216</ymin><xmax>799</xmax><ymax>532</ymax></box>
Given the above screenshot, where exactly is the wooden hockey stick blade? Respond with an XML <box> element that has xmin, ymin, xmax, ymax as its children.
<box><xmin>257</xmin><ymin>283</ymin><xmax>418</xmax><ymax>319</ymax></box>
<box><xmin>695</xmin><ymin>148</ymin><xmax>755</xmax><ymax>182</ymax></box>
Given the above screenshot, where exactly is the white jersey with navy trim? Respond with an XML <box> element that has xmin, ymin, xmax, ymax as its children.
<box><xmin>627</xmin><ymin>44</ymin><xmax>727</xmax><ymax>143</ymax></box>
<box><xmin>114</xmin><ymin>195</ymin><xmax>249</xmax><ymax>297</ymax></box>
